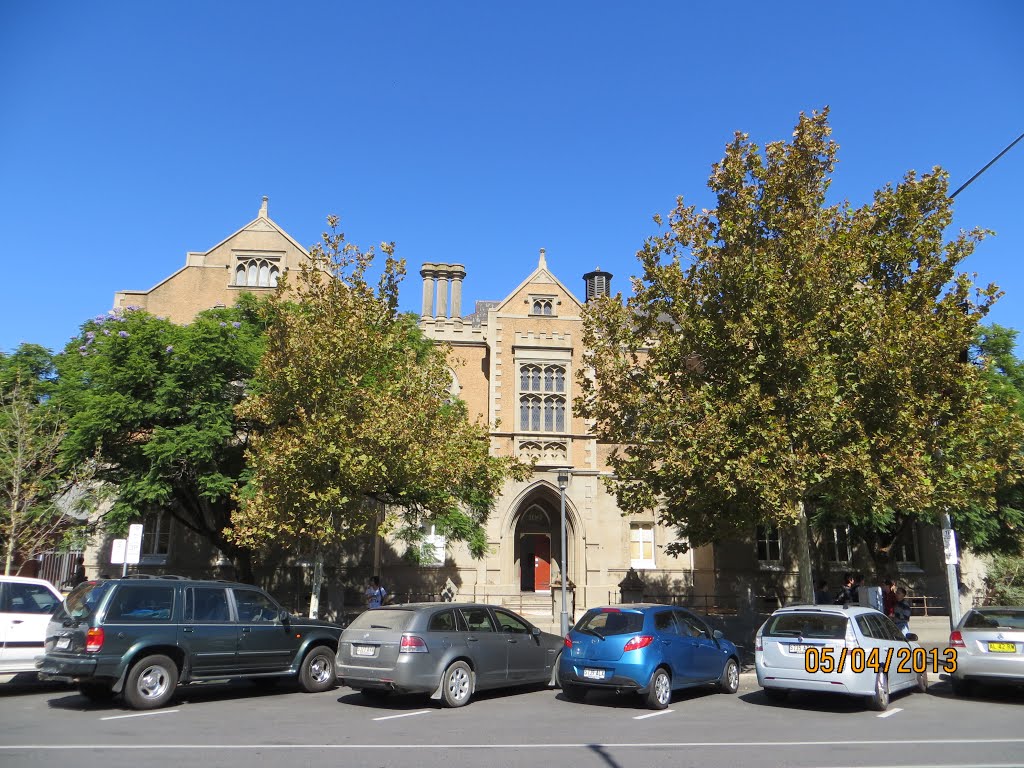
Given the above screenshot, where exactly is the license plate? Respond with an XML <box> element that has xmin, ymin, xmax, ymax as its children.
<box><xmin>788</xmin><ymin>644</ymin><xmax>809</xmax><ymax>653</ymax></box>
<box><xmin>583</xmin><ymin>668</ymin><xmax>605</xmax><ymax>680</ymax></box>
<box><xmin>353</xmin><ymin>645</ymin><xmax>376</xmax><ymax>657</ymax></box>
<box><xmin>55</xmin><ymin>637</ymin><xmax>70</xmax><ymax>650</ymax></box>
<box><xmin>988</xmin><ymin>642</ymin><xmax>1016</xmax><ymax>653</ymax></box>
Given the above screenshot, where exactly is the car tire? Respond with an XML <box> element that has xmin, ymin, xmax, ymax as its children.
<box><xmin>866</xmin><ymin>672</ymin><xmax>890</xmax><ymax>712</ymax></box>
<box><xmin>124</xmin><ymin>654</ymin><xmax>178</xmax><ymax>710</ymax></box>
<box><xmin>550</xmin><ymin>650</ymin><xmax>563</xmax><ymax>688</ymax></box>
<box><xmin>763</xmin><ymin>688</ymin><xmax>789</xmax><ymax>702</ymax></box>
<box><xmin>441</xmin><ymin>661</ymin><xmax>473</xmax><ymax>708</ymax></box>
<box><xmin>915</xmin><ymin>669</ymin><xmax>928</xmax><ymax>694</ymax></box>
<box><xmin>299</xmin><ymin>646</ymin><xmax>337</xmax><ymax>693</ymax></box>
<box><xmin>561</xmin><ymin>682</ymin><xmax>587</xmax><ymax>702</ymax></box>
<box><xmin>951</xmin><ymin>677</ymin><xmax>973</xmax><ymax>697</ymax></box>
<box><xmin>718</xmin><ymin>658</ymin><xmax>740</xmax><ymax>694</ymax></box>
<box><xmin>645</xmin><ymin>668</ymin><xmax>672</xmax><ymax>710</ymax></box>
<box><xmin>78</xmin><ymin>681</ymin><xmax>115</xmax><ymax>702</ymax></box>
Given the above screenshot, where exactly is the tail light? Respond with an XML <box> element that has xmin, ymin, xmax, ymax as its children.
<box><xmin>564</xmin><ymin>635</ymin><xmax>573</xmax><ymax>648</ymax></box>
<box><xmin>755</xmin><ymin>633</ymin><xmax>763</xmax><ymax>652</ymax></box>
<box><xmin>85</xmin><ymin>627</ymin><xmax>104</xmax><ymax>653</ymax></box>
<box><xmin>399</xmin><ymin>635</ymin><xmax>428</xmax><ymax>653</ymax></box>
<box><xmin>623</xmin><ymin>635</ymin><xmax>654</xmax><ymax>652</ymax></box>
<box><xmin>950</xmin><ymin>631</ymin><xmax>966</xmax><ymax>648</ymax></box>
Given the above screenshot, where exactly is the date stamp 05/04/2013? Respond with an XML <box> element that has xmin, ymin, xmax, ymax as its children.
<box><xmin>802</xmin><ymin>646</ymin><xmax>957</xmax><ymax>675</ymax></box>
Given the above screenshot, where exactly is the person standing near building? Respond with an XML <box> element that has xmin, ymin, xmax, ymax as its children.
<box><xmin>834</xmin><ymin>573</ymin><xmax>856</xmax><ymax>605</ymax></box>
<box><xmin>365</xmin><ymin>576</ymin><xmax>388</xmax><ymax>610</ymax></box>
<box><xmin>882</xmin><ymin>579</ymin><xmax>897</xmax><ymax>618</ymax></box>
<box><xmin>893</xmin><ymin>587</ymin><xmax>913</xmax><ymax>635</ymax></box>
<box><xmin>71</xmin><ymin>556</ymin><xmax>87</xmax><ymax>587</ymax></box>
<box><xmin>814</xmin><ymin>579</ymin><xmax>831</xmax><ymax>605</ymax></box>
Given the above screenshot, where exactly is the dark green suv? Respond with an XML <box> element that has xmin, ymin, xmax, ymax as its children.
<box><xmin>37</xmin><ymin>576</ymin><xmax>342</xmax><ymax>709</ymax></box>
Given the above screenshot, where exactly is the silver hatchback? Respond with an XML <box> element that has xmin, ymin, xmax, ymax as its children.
<box><xmin>949</xmin><ymin>606</ymin><xmax>1024</xmax><ymax>696</ymax></box>
<box><xmin>755</xmin><ymin>604</ymin><xmax>928</xmax><ymax>711</ymax></box>
<box><xmin>336</xmin><ymin>602</ymin><xmax>564</xmax><ymax>707</ymax></box>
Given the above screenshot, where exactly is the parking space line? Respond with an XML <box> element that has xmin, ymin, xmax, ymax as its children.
<box><xmin>633</xmin><ymin>709</ymin><xmax>674</xmax><ymax>720</ymax></box>
<box><xmin>876</xmin><ymin>708</ymin><xmax>903</xmax><ymax>719</ymax></box>
<box><xmin>100</xmin><ymin>710</ymin><xmax>180</xmax><ymax>721</ymax></box>
<box><xmin>372</xmin><ymin>710</ymin><xmax>431</xmax><ymax>722</ymax></box>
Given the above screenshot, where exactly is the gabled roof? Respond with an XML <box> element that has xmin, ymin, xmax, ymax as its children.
<box><xmin>200</xmin><ymin>196</ymin><xmax>310</xmax><ymax>257</ymax></box>
<box><xmin>494</xmin><ymin>249</ymin><xmax>584</xmax><ymax>314</ymax></box>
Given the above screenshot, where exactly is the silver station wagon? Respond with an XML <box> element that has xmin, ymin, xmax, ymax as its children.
<box><xmin>336</xmin><ymin>602</ymin><xmax>564</xmax><ymax>707</ymax></box>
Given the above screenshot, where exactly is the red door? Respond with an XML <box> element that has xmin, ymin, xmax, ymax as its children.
<box><xmin>534</xmin><ymin>535</ymin><xmax>551</xmax><ymax>591</ymax></box>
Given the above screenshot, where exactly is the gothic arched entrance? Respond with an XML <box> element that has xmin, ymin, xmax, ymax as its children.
<box><xmin>511</xmin><ymin>486</ymin><xmax>573</xmax><ymax>593</ymax></box>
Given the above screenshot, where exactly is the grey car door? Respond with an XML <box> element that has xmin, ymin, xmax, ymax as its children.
<box><xmin>494</xmin><ymin>609</ymin><xmax>547</xmax><ymax>683</ymax></box>
<box><xmin>458</xmin><ymin>606</ymin><xmax>507</xmax><ymax>687</ymax></box>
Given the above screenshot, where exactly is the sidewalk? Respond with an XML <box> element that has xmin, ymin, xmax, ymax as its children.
<box><xmin>909</xmin><ymin>615</ymin><xmax>954</xmax><ymax>649</ymax></box>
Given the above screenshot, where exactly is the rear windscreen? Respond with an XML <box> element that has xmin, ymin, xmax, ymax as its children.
<box><xmin>346</xmin><ymin>609</ymin><xmax>414</xmax><ymax>632</ymax></box>
<box><xmin>58</xmin><ymin>582</ymin><xmax>112</xmax><ymax>621</ymax></box>
<box><xmin>964</xmin><ymin>610</ymin><xmax>1024</xmax><ymax>630</ymax></box>
<box><xmin>575</xmin><ymin>609</ymin><xmax>645</xmax><ymax>636</ymax></box>
<box><xmin>763</xmin><ymin>613</ymin><xmax>848</xmax><ymax>640</ymax></box>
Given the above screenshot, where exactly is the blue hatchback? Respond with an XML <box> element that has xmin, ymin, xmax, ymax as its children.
<box><xmin>559</xmin><ymin>604</ymin><xmax>741</xmax><ymax>709</ymax></box>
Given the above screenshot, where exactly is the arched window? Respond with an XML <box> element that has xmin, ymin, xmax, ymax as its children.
<box><xmin>235</xmin><ymin>265</ymin><xmax>247</xmax><ymax>286</ymax></box>
<box><xmin>532</xmin><ymin>298</ymin><xmax>553</xmax><ymax>315</ymax></box>
<box><xmin>258</xmin><ymin>262</ymin><xmax>270</xmax><ymax>286</ymax></box>
<box><xmin>247</xmin><ymin>263</ymin><xmax>258</xmax><ymax>285</ymax></box>
<box><xmin>519</xmin><ymin>363</ymin><xmax>567</xmax><ymax>432</ymax></box>
<box><xmin>269</xmin><ymin>266</ymin><xmax>280</xmax><ymax>287</ymax></box>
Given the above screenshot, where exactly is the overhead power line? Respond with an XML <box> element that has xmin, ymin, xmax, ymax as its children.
<box><xmin>950</xmin><ymin>130</ymin><xmax>1024</xmax><ymax>199</ymax></box>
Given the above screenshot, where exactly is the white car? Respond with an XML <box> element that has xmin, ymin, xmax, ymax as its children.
<box><xmin>949</xmin><ymin>606</ymin><xmax>1024</xmax><ymax>696</ymax></box>
<box><xmin>755</xmin><ymin>604</ymin><xmax>929</xmax><ymax>711</ymax></box>
<box><xmin>1</xmin><ymin>576</ymin><xmax>64</xmax><ymax>675</ymax></box>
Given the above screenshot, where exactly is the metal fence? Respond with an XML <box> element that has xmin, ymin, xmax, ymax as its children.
<box><xmin>36</xmin><ymin>549</ymin><xmax>83</xmax><ymax>590</ymax></box>
<box><xmin>606</xmin><ymin>591</ymin><xmax>950</xmax><ymax>617</ymax></box>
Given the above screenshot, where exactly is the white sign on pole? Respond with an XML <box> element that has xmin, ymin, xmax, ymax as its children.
<box><xmin>111</xmin><ymin>539</ymin><xmax>127</xmax><ymax>565</ymax></box>
<box><xmin>126</xmin><ymin>523</ymin><xmax>144</xmax><ymax>565</ymax></box>
<box><xmin>942</xmin><ymin>528</ymin><xmax>959</xmax><ymax>566</ymax></box>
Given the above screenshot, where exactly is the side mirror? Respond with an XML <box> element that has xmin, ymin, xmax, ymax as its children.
<box><xmin>279</xmin><ymin>610</ymin><xmax>291</xmax><ymax>624</ymax></box>
<box><xmin>905</xmin><ymin>632</ymin><xmax>918</xmax><ymax>642</ymax></box>
<box><xmin>713</xmin><ymin>629</ymin><xmax>724</xmax><ymax>640</ymax></box>
<box><xmin>532</xmin><ymin>626</ymin><xmax>541</xmax><ymax>637</ymax></box>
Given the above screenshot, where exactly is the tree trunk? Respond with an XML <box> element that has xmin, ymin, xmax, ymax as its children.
<box><xmin>795</xmin><ymin>500</ymin><xmax>815</xmax><ymax>604</ymax></box>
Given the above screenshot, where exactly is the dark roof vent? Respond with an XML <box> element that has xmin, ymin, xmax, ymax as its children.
<box><xmin>583</xmin><ymin>267</ymin><xmax>613</xmax><ymax>302</ymax></box>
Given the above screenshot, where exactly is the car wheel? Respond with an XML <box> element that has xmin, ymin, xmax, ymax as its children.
<box><xmin>951</xmin><ymin>677</ymin><xmax>973</xmax><ymax>697</ymax></box>
<box><xmin>299</xmin><ymin>646</ymin><xmax>337</xmax><ymax>693</ymax></box>
<box><xmin>551</xmin><ymin>650</ymin><xmax>563</xmax><ymax>688</ymax></box>
<box><xmin>718</xmin><ymin>658</ymin><xmax>740</xmax><ymax>694</ymax></box>
<box><xmin>866</xmin><ymin>672</ymin><xmax>890</xmax><ymax>711</ymax></box>
<box><xmin>915</xmin><ymin>669</ymin><xmax>928</xmax><ymax>694</ymax></box>
<box><xmin>441</xmin><ymin>661</ymin><xmax>473</xmax><ymax>707</ymax></box>
<box><xmin>645</xmin><ymin>668</ymin><xmax>672</xmax><ymax>710</ymax></box>
<box><xmin>763</xmin><ymin>688</ymin><xmax>789</xmax><ymax>702</ymax></box>
<box><xmin>124</xmin><ymin>654</ymin><xmax>178</xmax><ymax>710</ymax></box>
<box><xmin>561</xmin><ymin>682</ymin><xmax>587</xmax><ymax>702</ymax></box>
<box><xmin>78</xmin><ymin>682</ymin><xmax>115</xmax><ymax>702</ymax></box>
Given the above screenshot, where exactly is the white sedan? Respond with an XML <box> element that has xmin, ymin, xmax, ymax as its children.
<box><xmin>0</xmin><ymin>576</ymin><xmax>64</xmax><ymax>675</ymax></box>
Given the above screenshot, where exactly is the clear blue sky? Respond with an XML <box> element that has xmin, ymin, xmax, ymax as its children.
<box><xmin>2</xmin><ymin>1</ymin><xmax>1022</xmax><ymax>355</ymax></box>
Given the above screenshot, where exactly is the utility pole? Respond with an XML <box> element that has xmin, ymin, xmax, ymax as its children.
<box><xmin>941</xmin><ymin>513</ymin><xmax>962</xmax><ymax>631</ymax></box>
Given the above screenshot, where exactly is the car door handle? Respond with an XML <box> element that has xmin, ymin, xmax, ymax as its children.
<box><xmin>467</xmin><ymin>636</ymin><xmax>478</xmax><ymax>642</ymax></box>
<box><xmin>242</xmin><ymin>627</ymin><xmax>252</xmax><ymax>634</ymax></box>
<box><xmin>507</xmin><ymin>639</ymin><xmax>518</xmax><ymax>644</ymax></box>
<box><xmin>183</xmin><ymin>627</ymin><xmax>194</xmax><ymax>633</ymax></box>
<box><xmin>662</xmin><ymin>640</ymin><xmax>671</xmax><ymax>645</ymax></box>
<box><xmin>11</xmin><ymin>619</ymin><xmax>24</xmax><ymax>625</ymax></box>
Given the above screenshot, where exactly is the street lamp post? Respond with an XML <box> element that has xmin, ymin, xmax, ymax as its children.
<box><xmin>557</xmin><ymin>468</ymin><xmax>570</xmax><ymax>636</ymax></box>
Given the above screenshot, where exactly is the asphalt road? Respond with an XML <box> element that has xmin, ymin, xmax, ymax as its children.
<box><xmin>1</xmin><ymin>673</ymin><xmax>1022</xmax><ymax>768</ymax></box>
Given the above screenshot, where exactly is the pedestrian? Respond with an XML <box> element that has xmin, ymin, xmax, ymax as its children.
<box><xmin>882</xmin><ymin>579</ymin><xmax>897</xmax><ymax>618</ymax></box>
<box><xmin>851</xmin><ymin>573</ymin><xmax>865</xmax><ymax>604</ymax></box>
<box><xmin>71</xmin><ymin>556</ymin><xmax>87</xmax><ymax>587</ymax></box>
<box><xmin>833</xmin><ymin>573</ymin><xmax>856</xmax><ymax>605</ymax></box>
<box><xmin>814</xmin><ymin>579</ymin><xmax>830</xmax><ymax>605</ymax></box>
<box><xmin>893</xmin><ymin>587</ymin><xmax>912</xmax><ymax>635</ymax></box>
<box><xmin>364</xmin><ymin>576</ymin><xmax>388</xmax><ymax>609</ymax></box>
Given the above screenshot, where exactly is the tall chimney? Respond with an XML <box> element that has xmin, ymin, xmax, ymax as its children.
<box><xmin>450</xmin><ymin>264</ymin><xmax>466</xmax><ymax>318</ymax></box>
<box><xmin>420</xmin><ymin>263</ymin><xmax>437</xmax><ymax>317</ymax></box>
<box><xmin>583</xmin><ymin>267</ymin><xmax>613</xmax><ymax>302</ymax></box>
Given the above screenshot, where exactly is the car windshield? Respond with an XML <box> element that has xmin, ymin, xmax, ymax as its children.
<box><xmin>964</xmin><ymin>610</ymin><xmax>1024</xmax><ymax>630</ymax></box>
<box><xmin>347</xmin><ymin>609</ymin><xmax>414</xmax><ymax>632</ymax></box>
<box><xmin>59</xmin><ymin>581</ymin><xmax>111</xmax><ymax>621</ymax></box>
<box><xmin>575</xmin><ymin>609</ymin><xmax>645</xmax><ymax>636</ymax></box>
<box><xmin>763</xmin><ymin>612</ymin><xmax>848</xmax><ymax>639</ymax></box>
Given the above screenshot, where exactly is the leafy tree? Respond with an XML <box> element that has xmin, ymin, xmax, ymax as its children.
<box><xmin>580</xmin><ymin>109</ymin><xmax>1023</xmax><ymax>602</ymax></box>
<box><xmin>0</xmin><ymin>345</ymin><xmax>88</xmax><ymax>573</ymax></box>
<box><xmin>231</xmin><ymin>216</ymin><xmax>528</xmax><ymax>564</ymax></box>
<box><xmin>55</xmin><ymin>300</ymin><xmax>267</xmax><ymax>579</ymax></box>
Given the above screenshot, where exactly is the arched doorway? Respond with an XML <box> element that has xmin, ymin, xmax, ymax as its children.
<box><xmin>512</xmin><ymin>487</ymin><xmax>572</xmax><ymax>593</ymax></box>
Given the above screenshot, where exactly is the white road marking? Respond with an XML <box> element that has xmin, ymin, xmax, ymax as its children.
<box><xmin>371</xmin><ymin>710</ymin><xmax>431</xmax><ymax>721</ymax></box>
<box><xmin>4</xmin><ymin>739</ymin><xmax>1024</xmax><ymax>750</ymax></box>
<box><xmin>100</xmin><ymin>710</ymin><xmax>180</xmax><ymax>721</ymax></box>
<box><xmin>876</xmin><ymin>707</ymin><xmax>903</xmax><ymax>718</ymax></box>
<box><xmin>633</xmin><ymin>709</ymin><xmax>674</xmax><ymax>720</ymax></box>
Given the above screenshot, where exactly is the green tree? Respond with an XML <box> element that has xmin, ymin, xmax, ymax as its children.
<box><xmin>231</xmin><ymin>216</ymin><xmax>528</xmax><ymax>564</ymax></box>
<box><xmin>55</xmin><ymin>300</ymin><xmax>267</xmax><ymax>579</ymax></box>
<box><xmin>579</xmin><ymin>109</ymin><xmax>1023</xmax><ymax>602</ymax></box>
<box><xmin>0</xmin><ymin>345</ymin><xmax>86</xmax><ymax>573</ymax></box>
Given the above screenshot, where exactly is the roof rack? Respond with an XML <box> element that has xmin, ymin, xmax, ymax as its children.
<box><xmin>117</xmin><ymin>574</ymin><xmax>192</xmax><ymax>580</ymax></box>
